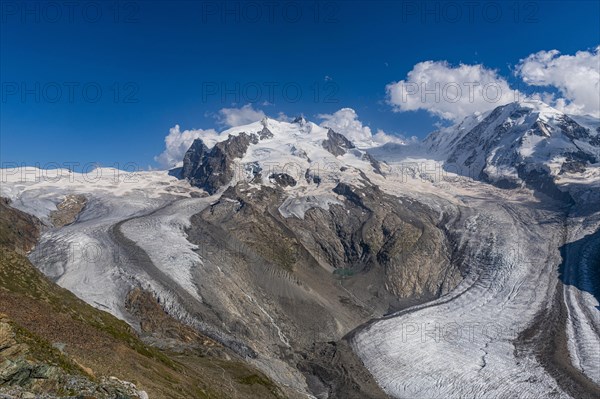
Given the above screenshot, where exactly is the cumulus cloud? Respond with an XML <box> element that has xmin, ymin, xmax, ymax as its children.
<box><xmin>386</xmin><ymin>61</ymin><xmax>520</xmax><ymax>122</ymax></box>
<box><xmin>154</xmin><ymin>125</ymin><xmax>219</xmax><ymax>169</ymax></box>
<box><xmin>318</xmin><ymin>108</ymin><xmax>373</xmax><ymax>142</ymax></box>
<box><xmin>515</xmin><ymin>46</ymin><xmax>600</xmax><ymax>117</ymax></box>
<box><xmin>318</xmin><ymin>108</ymin><xmax>404</xmax><ymax>146</ymax></box>
<box><xmin>216</xmin><ymin>103</ymin><xmax>266</xmax><ymax>127</ymax></box>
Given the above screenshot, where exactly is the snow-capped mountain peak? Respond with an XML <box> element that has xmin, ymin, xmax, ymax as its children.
<box><xmin>423</xmin><ymin>100</ymin><xmax>599</xmax><ymax>200</ymax></box>
<box><xmin>178</xmin><ymin>100</ymin><xmax>598</xmax><ymax>204</ymax></box>
<box><xmin>180</xmin><ymin>117</ymin><xmax>383</xmax><ymax>195</ymax></box>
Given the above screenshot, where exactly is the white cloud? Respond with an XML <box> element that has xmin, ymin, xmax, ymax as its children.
<box><xmin>216</xmin><ymin>103</ymin><xmax>266</xmax><ymax>127</ymax></box>
<box><xmin>318</xmin><ymin>108</ymin><xmax>404</xmax><ymax>146</ymax></box>
<box><xmin>515</xmin><ymin>46</ymin><xmax>600</xmax><ymax>117</ymax></box>
<box><xmin>318</xmin><ymin>108</ymin><xmax>372</xmax><ymax>142</ymax></box>
<box><xmin>276</xmin><ymin>111</ymin><xmax>293</xmax><ymax>122</ymax></box>
<box><xmin>372</xmin><ymin>129</ymin><xmax>409</xmax><ymax>145</ymax></box>
<box><xmin>386</xmin><ymin>61</ymin><xmax>519</xmax><ymax>122</ymax></box>
<box><xmin>154</xmin><ymin>124</ymin><xmax>219</xmax><ymax>169</ymax></box>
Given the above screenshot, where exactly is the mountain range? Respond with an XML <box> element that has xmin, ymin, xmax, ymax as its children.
<box><xmin>1</xmin><ymin>100</ymin><xmax>599</xmax><ymax>399</ymax></box>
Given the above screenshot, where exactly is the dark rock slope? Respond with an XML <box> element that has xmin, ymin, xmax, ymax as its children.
<box><xmin>182</xmin><ymin>131</ymin><xmax>264</xmax><ymax>194</ymax></box>
<box><xmin>322</xmin><ymin>128</ymin><xmax>355</xmax><ymax>156</ymax></box>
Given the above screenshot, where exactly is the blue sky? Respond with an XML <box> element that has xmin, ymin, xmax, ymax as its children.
<box><xmin>1</xmin><ymin>0</ymin><xmax>599</xmax><ymax>169</ymax></box>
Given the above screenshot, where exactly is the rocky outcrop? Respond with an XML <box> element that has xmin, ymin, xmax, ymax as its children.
<box><xmin>181</xmin><ymin>139</ymin><xmax>208</xmax><ymax>178</ymax></box>
<box><xmin>304</xmin><ymin>169</ymin><xmax>321</xmax><ymax>185</ymax></box>
<box><xmin>0</xmin><ymin>314</ymin><xmax>146</xmax><ymax>399</ymax></box>
<box><xmin>269</xmin><ymin>173</ymin><xmax>297</xmax><ymax>187</ymax></box>
<box><xmin>322</xmin><ymin>128</ymin><xmax>355</xmax><ymax>156</ymax></box>
<box><xmin>0</xmin><ymin>315</ymin><xmax>61</xmax><ymax>390</ymax></box>
<box><xmin>362</xmin><ymin>152</ymin><xmax>384</xmax><ymax>175</ymax></box>
<box><xmin>182</xmin><ymin>133</ymin><xmax>256</xmax><ymax>194</ymax></box>
<box><xmin>556</xmin><ymin>114</ymin><xmax>593</xmax><ymax>141</ymax></box>
<box><xmin>258</xmin><ymin>126</ymin><xmax>274</xmax><ymax>140</ymax></box>
<box><xmin>48</xmin><ymin>194</ymin><xmax>87</xmax><ymax>228</ymax></box>
<box><xmin>292</xmin><ymin>116</ymin><xmax>307</xmax><ymax>125</ymax></box>
<box><xmin>515</xmin><ymin>165</ymin><xmax>575</xmax><ymax>204</ymax></box>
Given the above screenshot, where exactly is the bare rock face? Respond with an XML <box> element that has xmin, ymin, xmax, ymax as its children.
<box><xmin>181</xmin><ymin>126</ymin><xmax>279</xmax><ymax>194</ymax></box>
<box><xmin>304</xmin><ymin>169</ymin><xmax>322</xmax><ymax>185</ymax></box>
<box><xmin>269</xmin><ymin>173</ymin><xmax>297</xmax><ymax>187</ymax></box>
<box><xmin>182</xmin><ymin>133</ymin><xmax>257</xmax><ymax>194</ymax></box>
<box><xmin>322</xmin><ymin>128</ymin><xmax>355</xmax><ymax>156</ymax></box>
<box><xmin>556</xmin><ymin>114</ymin><xmax>593</xmax><ymax>141</ymax></box>
<box><xmin>49</xmin><ymin>194</ymin><xmax>87</xmax><ymax>228</ymax></box>
<box><xmin>305</xmin><ymin>182</ymin><xmax>459</xmax><ymax>298</ymax></box>
<box><xmin>362</xmin><ymin>152</ymin><xmax>384</xmax><ymax>175</ymax></box>
<box><xmin>258</xmin><ymin>126</ymin><xmax>274</xmax><ymax>140</ymax></box>
<box><xmin>181</xmin><ymin>139</ymin><xmax>208</xmax><ymax>179</ymax></box>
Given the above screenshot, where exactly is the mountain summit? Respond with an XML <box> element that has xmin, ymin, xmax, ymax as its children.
<box><xmin>180</xmin><ymin>117</ymin><xmax>382</xmax><ymax>195</ymax></box>
<box><xmin>425</xmin><ymin>101</ymin><xmax>599</xmax><ymax>195</ymax></box>
<box><xmin>180</xmin><ymin>101</ymin><xmax>600</xmax><ymax>203</ymax></box>
<box><xmin>3</xmin><ymin>100</ymin><xmax>599</xmax><ymax>399</ymax></box>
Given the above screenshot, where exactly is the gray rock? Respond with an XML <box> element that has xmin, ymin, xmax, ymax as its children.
<box><xmin>304</xmin><ymin>169</ymin><xmax>321</xmax><ymax>185</ymax></box>
<box><xmin>181</xmin><ymin>139</ymin><xmax>208</xmax><ymax>178</ymax></box>
<box><xmin>269</xmin><ymin>173</ymin><xmax>297</xmax><ymax>187</ymax></box>
<box><xmin>322</xmin><ymin>129</ymin><xmax>355</xmax><ymax>157</ymax></box>
<box><xmin>258</xmin><ymin>127</ymin><xmax>274</xmax><ymax>140</ymax></box>
<box><xmin>181</xmin><ymin>133</ymin><xmax>256</xmax><ymax>194</ymax></box>
<box><xmin>362</xmin><ymin>152</ymin><xmax>384</xmax><ymax>176</ymax></box>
